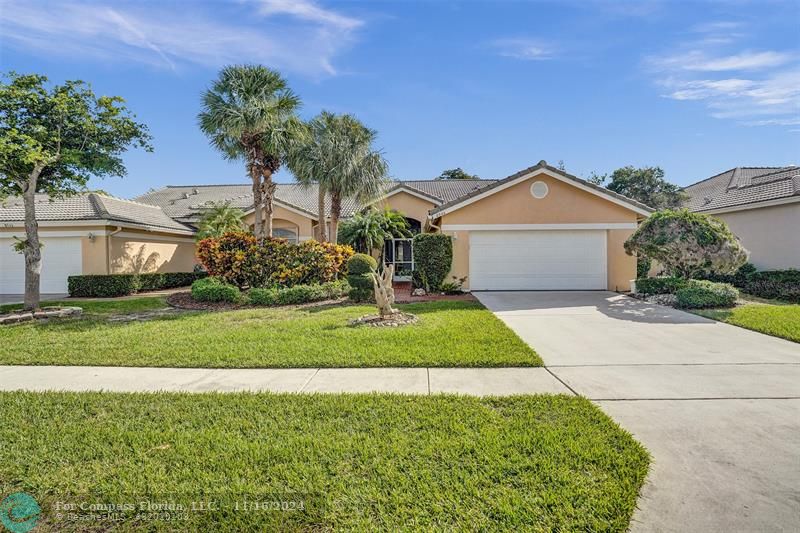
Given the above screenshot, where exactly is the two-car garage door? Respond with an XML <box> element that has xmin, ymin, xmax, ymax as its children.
<box><xmin>0</xmin><ymin>237</ymin><xmax>83</xmax><ymax>294</ymax></box>
<box><xmin>469</xmin><ymin>230</ymin><xmax>607</xmax><ymax>290</ymax></box>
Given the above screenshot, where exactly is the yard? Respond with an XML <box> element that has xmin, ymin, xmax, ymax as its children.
<box><xmin>0</xmin><ymin>297</ymin><xmax>541</xmax><ymax>367</ymax></box>
<box><xmin>0</xmin><ymin>391</ymin><xmax>649</xmax><ymax>531</ymax></box>
<box><xmin>692</xmin><ymin>297</ymin><xmax>800</xmax><ymax>343</ymax></box>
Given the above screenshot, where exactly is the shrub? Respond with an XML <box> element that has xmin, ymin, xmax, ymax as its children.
<box><xmin>675</xmin><ymin>280</ymin><xmax>738</xmax><ymax>309</ymax></box>
<box><xmin>347</xmin><ymin>253</ymin><xmax>377</xmax><ymax>275</ymax></box>
<box><xmin>412</xmin><ymin>233</ymin><xmax>453</xmax><ymax>291</ymax></box>
<box><xmin>249</xmin><ymin>280</ymin><xmax>349</xmax><ymax>306</ymax></box>
<box><xmin>346</xmin><ymin>254</ymin><xmax>377</xmax><ymax>302</ymax></box>
<box><xmin>196</xmin><ymin>232</ymin><xmax>352</xmax><ymax>289</ymax></box>
<box><xmin>68</xmin><ymin>274</ymin><xmax>138</xmax><ymax>298</ymax></box>
<box><xmin>635</xmin><ymin>276</ymin><xmax>688</xmax><ymax>295</ymax></box>
<box><xmin>743</xmin><ymin>269</ymin><xmax>800</xmax><ymax>303</ymax></box>
<box><xmin>698</xmin><ymin>262</ymin><xmax>757</xmax><ymax>287</ymax></box>
<box><xmin>624</xmin><ymin>209</ymin><xmax>749</xmax><ymax>279</ymax></box>
<box><xmin>191</xmin><ymin>277</ymin><xmax>240</xmax><ymax>303</ymax></box>
<box><xmin>67</xmin><ymin>272</ymin><xmax>206</xmax><ymax>297</ymax></box>
<box><xmin>636</xmin><ymin>255</ymin><xmax>652</xmax><ymax>279</ymax></box>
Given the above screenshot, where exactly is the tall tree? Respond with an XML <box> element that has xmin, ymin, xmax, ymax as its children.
<box><xmin>198</xmin><ymin>65</ymin><xmax>306</xmax><ymax>239</ymax></box>
<box><xmin>195</xmin><ymin>202</ymin><xmax>246</xmax><ymax>240</ymax></box>
<box><xmin>588</xmin><ymin>166</ymin><xmax>687</xmax><ymax>209</ymax></box>
<box><xmin>288</xmin><ymin>111</ymin><xmax>388</xmax><ymax>243</ymax></box>
<box><xmin>436</xmin><ymin>167</ymin><xmax>479</xmax><ymax>180</ymax></box>
<box><xmin>0</xmin><ymin>72</ymin><xmax>151</xmax><ymax>310</ymax></box>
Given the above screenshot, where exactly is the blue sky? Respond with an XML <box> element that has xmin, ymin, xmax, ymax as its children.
<box><xmin>2</xmin><ymin>0</ymin><xmax>798</xmax><ymax>198</ymax></box>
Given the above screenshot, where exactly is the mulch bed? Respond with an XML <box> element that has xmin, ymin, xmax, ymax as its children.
<box><xmin>166</xmin><ymin>291</ymin><xmax>348</xmax><ymax>312</ymax></box>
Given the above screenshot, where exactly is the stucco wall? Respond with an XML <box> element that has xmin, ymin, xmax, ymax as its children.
<box><xmin>710</xmin><ymin>202</ymin><xmax>800</xmax><ymax>270</ymax></box>
<box><xmin>438</xmin><ymin>173</ymin><xmax>640</xmax><ymax>291</ymax></box>
<box><xmin>376</xmin><ymin>191</ymin><xmax>436</xmax><ymax>227</ymax></box>
<box><xmin>108</xmin><ymin>230</ymin><xmax>197</xmax><ymax>273</ymax></box>
<box><xmin>243</xmin><ymin>205</ymin><xmax>315</xmax><ymax>241</ymax></box>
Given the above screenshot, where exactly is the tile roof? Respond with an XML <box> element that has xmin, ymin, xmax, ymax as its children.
<box><xmin>683</xmin><ymin>166</ymin><xmax>800</xmax><ymax>212</ymax></box>
<box><xmin>132</xmin><ymin>179</ymin><xmax>500</xmax><ymax>222</ymax></box>
<box><xmin>0</xmin><ymin>193</ymin><xmax>194</xmax><ymax>234</ymax></box>
<box><xmin>428</xmin><ymin>160</ymin><xmax>654</xmax><ymax>217</ymax></box>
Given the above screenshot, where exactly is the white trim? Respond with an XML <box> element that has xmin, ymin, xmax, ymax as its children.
<box><xmin>243</xmin><ymin>200</ymin><xmax>318</xmax><ymax>220</ymax></box>
<box><xmin>370</xmin><ymin>186</ymin><xmax>439</xmax><ymax>206</ymax></box>
<box><xmin>0</xmin><ymin>219</ymin><xmax>194</xmax><ymax>235</ymax></box>
<box><xmin>110</xmin><ymin>231</ymin><xmax>196</xmax><ymax>243</ymax></box>
<box><xmin>695</xmin><ymin>195</ymin><xmax>800</xmax><ymax>215</ymax></box>
<box><xmin>430</xmin><ymin>167</ymin><xmax>652</xmax><ymax>218</ymax></box>
<box><xmin>530</xmin><ymin>181</ymin><xmax>549</xmax><ymax>199</ymax></box>
<box><xmin>442</xmin><ymin>223</ymin><xmax>637</xmax><ymax>231</ymax></box>
<box><xmin>0</xmin><ymin>230</ymin><xmax>108</xmax><ymax>238</ymax></box>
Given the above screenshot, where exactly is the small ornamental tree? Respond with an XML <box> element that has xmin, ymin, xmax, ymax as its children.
<box><xmin>0</xmin><ymin>72</ymin><xmax>151</xmax><ymax>310</ymax></box>
<box><xmin>624</xmin><ymin>209</ymin><xmax>749</xmax><ymax>279</ymax></box>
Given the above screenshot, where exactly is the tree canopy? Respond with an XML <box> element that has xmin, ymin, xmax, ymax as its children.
<box><xmin>338</xmin><ymin>208</ymin><xmax>411</xmax><ymax>254</ymax></box>
<box><xmin>196</xmin><ymin>202</ymin><xmax>247</xmax><ymax>240</ymax></box>
<box><xmin>436</xmin><ymin>168</ymin><xmax>479</xmax><ymax>180</ymax></box>
<box><xmin>588</xmin><ymin>166</ymin><xmax>686</xmax><ymax>209</ymax></box>
<box><xmin>624</xmin><ymin>209</ymin><xmax>749</xmax><ymax>279</ymax></box>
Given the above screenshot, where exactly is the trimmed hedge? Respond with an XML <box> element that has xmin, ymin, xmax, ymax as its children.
<box><xmin>346</xmin><ymin>254</ymin><xmax>377</xmax><ymax>302</ymax></box>
<box><xmin>744</xmin><ymin>269</ymin><xmax>800</xmax><ymax>302</ymax></box>
<box><xmin>698</xmin><ymin>262</ymin><xmax>757</xmax><ymax>287</ymax></box>
<box><xmin>634</xmin><ymin>277</ymin><xmax>688</xmax><ymax>295</ymax></box>
<box><xmin>68</xmin><ymin>272</ymin><xmax>206</xmax><ymax>298</ymax></box>
<box><xmin>675</xmin><ymin>280</ymin><xmax>738</xmax><ymax>309</ymax></box>
<box><xmin>191</xmin><ymin>277</ymin><xmax>240</xmax><ymax>303</ymax></box>
<box><xmin>249</xmin><ymin>280</ymin><xmax>349</xmax><ymax>306</ymax></box>
<box><xmin>412</xmin><ymin>233</ymin><xmax>453</xmax><ymax>291</ymax></box>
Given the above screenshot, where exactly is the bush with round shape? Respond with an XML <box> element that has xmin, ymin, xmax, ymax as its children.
<box><xmin>634</xmin><ymin>276</ymin><xmax>688</xmax><ymax>295</ymax></box>
<box><xmin>675</xmin><ymin>280</ymin><xmax>738</xmax><ymax>309</ymax></box>
<box><xmin>191</xmin><ymin>277</ymin><xmax>240</xmax><ymax>303</ymax></box>
<box><xmin>347</xmin><ymin>253</ymin><xmax>377</xmax><ymax>275</ymax></box>
<box><xmin>624</xmin><ymin>209</ymin><xmax>749</xmax><ymax>280</ymax></box>
<box><xmin>346</xmin><ymin>253</ymin><xmax>377</xmax><ymax>302</ymax></box>
<box><xmin>412</xmin><ymin>233</ymin><xmax>453</xmax><ymax>291</ymax></box>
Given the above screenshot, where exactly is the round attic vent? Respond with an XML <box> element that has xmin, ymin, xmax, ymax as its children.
<box><xmin>530</xmin><ymin>181</ymin><xmax>549</xmax><ymax>199</ymax></box>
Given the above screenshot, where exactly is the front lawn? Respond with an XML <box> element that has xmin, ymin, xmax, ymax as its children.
<box><xmin>0</xmin><ymin>392</ymin><xmax>649</xmax><ymax>531</ymax></box>
<box><xmin>0</xmin><ymin>298</ymin><xmax>541</xmax><ymax>367</ymax></box>
<box><xmin>693</xmin><ymin>300</ymin><xmax>800</xmax><ymax>343</ymax></box>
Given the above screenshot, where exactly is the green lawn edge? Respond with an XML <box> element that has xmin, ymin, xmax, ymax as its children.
<box><xmin>691</xmin><ymin>298</ymin><xmax>800</xmax><ymax>344</ymax></box>
<box><xmin>0</xmin><ymin>391</ymin><xmax>650</xmax><ymax>532</ymax></box>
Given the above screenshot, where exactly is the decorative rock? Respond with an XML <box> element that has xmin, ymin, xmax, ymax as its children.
<box><xmin>411</xmin><ymin>288</ymin><xmax>427</xmax><ymax>297</ymax></box>
<box><xmin>348</xmin><ymin>312</ymin><xmax>419</xmax><ymax>328</ymax></box>
<box><xmin>0</xmin><ymin>306</ymin><xmax>81</xmax><ymax>325</ymax></box>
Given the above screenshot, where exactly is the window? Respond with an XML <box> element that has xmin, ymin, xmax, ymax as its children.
<box><xmin>530</xmin><ymin>181</ymin><xmax>549</xmax><ymax>199</ymax></box>
<box><xmin>273</xmin><ymin>227</ymin><xmax>298</xmax><ymax>244</ymax></box>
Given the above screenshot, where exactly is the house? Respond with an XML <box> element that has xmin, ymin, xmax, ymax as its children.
<box><xmin>0</xmin><ymin>161</ymin><xmax>652</xmax><ymax>294</ymax></box>
<box><xmin>683</xmin><ymin>166</ymin><xmax>800</xmax><ymax>270</ymax></box>
<box><xmin>0</xmin><ymin>193</ymin><xmax>196</xmax><ymax>294</ymax></box>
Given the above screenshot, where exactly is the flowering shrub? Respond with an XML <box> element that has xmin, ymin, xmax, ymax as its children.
<box><xmin>196</xmin><ymin>232</ymin><xmax>353</xmax><ymax>288</ymax></box>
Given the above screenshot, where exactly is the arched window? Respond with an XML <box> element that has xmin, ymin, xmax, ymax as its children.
<box><xmin>273</xmin><ymin>227</ymin><xmax>298</xmax><ymax>244</ymax></box>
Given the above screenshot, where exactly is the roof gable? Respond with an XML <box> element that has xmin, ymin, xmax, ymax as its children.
<box><xmin>429</xmin><ymin>161</ymin><xmax>653</xmax><ymax>218</ymax></box>
<box><xmin>683</xmin><ymin>166</ymin><xmax>800</xmax><ymax>212</ymax></box>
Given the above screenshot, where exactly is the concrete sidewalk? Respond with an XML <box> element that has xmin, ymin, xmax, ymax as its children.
<box><xmin>0</xmin><ymin>365</ymin><xmax>571</xmax><ymax>396</ymax></box>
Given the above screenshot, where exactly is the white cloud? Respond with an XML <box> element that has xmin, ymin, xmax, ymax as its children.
<box><xmin>489</xmin><ymin>38</ymin><xmax>554</xmax><ymax>61</ymax></box>
<box><xmin>651</xmin><ymin>50</ymin><xmax>792</xmax><ymax>72</ymax></box>
<box><xmin>0</xmin><ymin>0</ymin><xmax>364</xmax><ymax>76</ymax></box>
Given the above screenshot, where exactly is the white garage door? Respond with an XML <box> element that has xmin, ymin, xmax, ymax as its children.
<box><xmin>469</xmin><ymin>230</ymin><xmax>607</xmax><ymax>290</ymax></box>
<box><xmin>0</xmin><ymin>237</ymin><xmax>83</xmax><ymax>293</ymax></box>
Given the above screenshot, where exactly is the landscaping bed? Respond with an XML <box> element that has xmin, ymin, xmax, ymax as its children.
<box><xmin>166</xmin><ymin>290</ymin><xmax>347</xmax><ymax>311</ymax></box>
<box><xmin>0</xmin><ymin>298</ymin><xmax>541</xmax><ymax>368</ymax></box>
<box><xmin>0</xmin><ymin>391</ymin><xmax>649</xmax><ymax>532</ymax></box>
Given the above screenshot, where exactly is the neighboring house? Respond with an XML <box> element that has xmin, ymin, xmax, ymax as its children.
<box><xmin>684</xmin><ymin>166</ymin><xmax>800</xmax><ymax>270</ymax></box>
<box><xmin>0</xmin><ymin>161</ymin><xmax>652</xmax><ymax>294</ymax></box>
<box><xmin>0</xmin><ymin>193</ymin><xmax>195</xmax><ymax>293</ymax></box>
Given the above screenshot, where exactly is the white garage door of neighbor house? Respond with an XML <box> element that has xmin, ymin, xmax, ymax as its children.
<box><xmin>0</xmin><ymin>237</ymin><xmax>83</xmax><ymax>294</ymax></box>
<box><xmin>469</xmin><ymin>230</ymin><xmax>607</xmax><ymax>290</ymax></box>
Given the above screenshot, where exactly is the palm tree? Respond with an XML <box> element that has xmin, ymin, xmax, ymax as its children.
<box><xmin>288</xmin><ymin>111</ymin><xmax>387</xmax><ymax>243</ymax></box>
<box><xmin>338</xmin><ymin>208</ymin><xmax>411</xmax><ymax>254</ymax></box>
<box><xmin>198</xmin><ymin>65</ymin><xmax>306</xmax><ymax>239</ymax></box>
<box><xmin>195</xmin><ymin>202</ymin><xmax>246</xmax><ymax>240</ymax></box>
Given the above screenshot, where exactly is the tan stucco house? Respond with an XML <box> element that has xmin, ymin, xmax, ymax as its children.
<box><xmin>1</xmin><ymin>161</ymin><xmax>652</xmax><ymax>294</ymax></box>
<box><xmin>684</xmin><ymin>166</ymin><xmax>800</xmax><ymax>270</ymax></box>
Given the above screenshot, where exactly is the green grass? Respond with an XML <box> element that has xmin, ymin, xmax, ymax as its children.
<box><xmin>0</xmin><ymin>298</ymin><xmax>541</xmax><ymax>367</ymax></box>
<box><xmin>0</xmin><ymin>392</ymin><xmax>649</xmax><ymax>531</ymax></box>
<box><xmin>0</xmin><ymin>297</ymin><xmax>167</xmax><ymax>316</ymax></box>
<box><xmin>693</xmin><ymin>300</ymin><xmax>800</xmax><ymax>343</ymax></box>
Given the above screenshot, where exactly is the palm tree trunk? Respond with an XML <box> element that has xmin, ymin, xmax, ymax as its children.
<box><xmin>249</xmin><ymin>160</ymin><xmax>263</xmax><ymax>239</ymax></box>
<box><xmin>330</xmin><ymin>190</ymin><xmax>342</xmax><ymax>244</ymax></box>
<box><xmin>22</xmin><ymin>164</ymin><xmax>45</xmax><ymax>311</ymax></box>
<box><xmin>317</xmin><ymin>184</ymin><xmax>327</xmax><ymax>242</ymax></box>
<box><xmin>262</xmin><ymin>169</ymin><xmax>276</xmax><ymax>238</ymax></box>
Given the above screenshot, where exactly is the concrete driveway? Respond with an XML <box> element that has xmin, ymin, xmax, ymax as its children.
<box><xmin>476</xmin><ymin>291</ymin><xmax>800</xmax><ymax>533</ymax></box>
